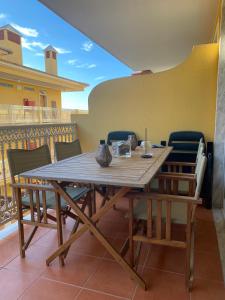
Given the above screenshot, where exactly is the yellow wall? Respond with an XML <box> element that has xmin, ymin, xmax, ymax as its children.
<box><xmin>72</xmin><ymin>44</ymin><xmax>218</xmax><ymax>152</ymax></box>
<box><xmin>0</xmin><ymin>78</ymin><xmax>61</xmax><ymax>107</ymax></box>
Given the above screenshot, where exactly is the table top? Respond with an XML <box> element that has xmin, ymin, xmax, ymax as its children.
<box><xmin>20</xmin><ymin>147</ymin><xmax>172</xmax><ymax>188</ymax></box>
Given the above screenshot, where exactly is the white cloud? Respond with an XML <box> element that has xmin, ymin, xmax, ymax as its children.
<box><xmin>95</xmin><ymin>76</ymin><xmax>105</xmax><ymax>81</ymax></box>
<box><xmin>35</xmin><ymin>52</ymin><xmax>44</xmax><ymax>57</ymax></box>
<box><xmin>54</xmin><ymin>47</ymin><xmax>71</xmax><ymax>54</ymax></box>
<box><xmin>21</xmin><ymin>38</ymin><xmax>47</xmax><ymax>51</ymax></box>
<box><xmin>11</xmin><ymin>23</ymin><xmax>39</xmax><ymax>37</ymax></box>
<box><xmin>0</xmin><ymin>13</ymin><xmax>7</xmax><ymax>19</ymax></box>
<box><xmin>67</xmin><ymin>60</ymin><xmax>96</xmax><ymax>69</ymax></box>
<box><xmin>87</xmin><ymin>64</ymin><xmax>96</xmax><ymax>69</ymax></box>
<box><xmin>21</xmin><ymin>38</ymin><xmax>71</xmax><ymax>55</ymax></box>
<box><xmin>67</xmin><ymin>59</ymin><xmax>78</xmax><ymax>65</ymax></box>
<box><xmin>76</xmin><ymin>63</ymin><xmax>97</xmax><ymax>69</ymax></box>
<box><xmin>81</xmin><ymin>40</ymin><xmax>93</xmax><ymax>52</ymax></box>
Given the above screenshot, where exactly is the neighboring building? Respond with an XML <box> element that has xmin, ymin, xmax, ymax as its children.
<box><xmin>0</xmin><ymin>24</ymin><xmax>88</xmax><ymax>110</ymax></box>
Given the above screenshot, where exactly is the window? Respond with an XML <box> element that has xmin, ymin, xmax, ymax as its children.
<box><xmin>0</xmin><ymin>30</ymin><xmax>4</xmax><ymax>40</ymax></box>
<box><xmin>7</xmin><ymin>31</ymin><xmax>21</xmax><ymax>45</ymax></box>
<box><xmin>0</xmin><ymin>82</ymin><xmax>13</xmax><ymax>88</ymax></box>
<box><xmin>45</xmin><ymin>51</ymin><xmax>50</xmax><ymax>59</ymax></box>
<box><xmin>52</xmin><ymin>52</ymin><xmax>56</xmax><ymax>59</ymax></box>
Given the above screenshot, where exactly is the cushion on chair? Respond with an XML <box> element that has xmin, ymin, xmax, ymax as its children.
<box><xmin>55</xmin><ymin>140</ymin><xmax>82</xmax><ymax>161</ymax></box>
<box><xmin>133</xmin><ymin>199</ymin><xmax>187</xmax><ymax>224</ymax></box>
<box><xmin>22</xmin><ymin>186</ymin><xmax>89</xmax><ymax>210</ymax></box>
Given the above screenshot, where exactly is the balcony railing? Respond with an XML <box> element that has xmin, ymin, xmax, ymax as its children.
<box><xmin>0</xmin><ymin>104</ymin><xmax>87</xmax><ymax>124</ymax></box>
<box><xmin>0</xmin><ymin>122</ymin><xmax>78</xmax><ymax>225</ymax></box>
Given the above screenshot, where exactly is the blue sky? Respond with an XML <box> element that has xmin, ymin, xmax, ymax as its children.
<box><xmin>0</xmin><ymin>0</ymin><xmax>132</xmax><ymax>110</ymax></box>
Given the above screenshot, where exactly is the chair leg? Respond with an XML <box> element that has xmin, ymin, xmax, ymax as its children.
<box><xmin>187</xmin><ymin>223</ymin><xmax>195</xmax><ymax>291</ymax></box>
<box><xmin>129</xmin><ymin>198</ymin><xmax>134</xmax><ymax>267</ymax></box>
<box><xmin>63</xmin><ymin>199</ymin><xmax>88</xmax><ymax>258</ymax></box>
<box><xmin>24</xmin><ymin>213</ymin><xmax>44</xmax><ymax>251</ymax></box>
<box><xmin>185</xmin><ymin>205</ymin><xmax>194</xmax><ymax>290</ymax></box>
<box><xmin>15</xmin><ymin>187</ymin><xmax>25</xmax><ymax>258</ymax></box>
<box><xmin>55</xmin><ymin>192</ymin><xmax>64</xmax><ymax>266</ymax></box>
<box><xmin>91</xmin><ymin>188</ymin><xmax>96</xmax><ymax>215</ymax></box>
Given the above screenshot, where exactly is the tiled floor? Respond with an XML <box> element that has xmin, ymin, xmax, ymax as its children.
<box><xmin>0</xmin><ymin>198</ymin><xmax>225</xmax><ymax>300</ymax></box>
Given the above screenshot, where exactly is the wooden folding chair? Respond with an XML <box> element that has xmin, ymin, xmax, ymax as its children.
<box><xmin>128</xmin><ymin>153</ymin><xmax>207</xmax><ymax>290</ymax></box>
<box><xmin>7</xmin><ymin>144</ymin><xmax>91</xmax><ymax>262</ymax></box>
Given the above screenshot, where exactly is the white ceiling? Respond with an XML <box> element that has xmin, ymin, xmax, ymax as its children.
<box><xmin>39</xmin><ymin>0</ymin><xmax>219</xmax><ymax>72</ymax></box>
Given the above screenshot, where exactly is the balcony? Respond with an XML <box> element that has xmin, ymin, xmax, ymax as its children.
<box><xmin>0</xmin><ymin>104</ymin><xmax>88</xmax><ymax>125</ymax></box>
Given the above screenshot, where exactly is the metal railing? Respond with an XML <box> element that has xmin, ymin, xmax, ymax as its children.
<box><xmin>0</xmin><ymin>104</ymin><xmax>88</xmax><ymax>124</ymax></box>
<box><xmin>0</xmin><ymin>122</ymin><xmax>78</xmax><ymax>225</ymax></box>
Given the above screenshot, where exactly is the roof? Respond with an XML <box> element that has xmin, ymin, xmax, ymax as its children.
<box><xmin>0</xmin><ymin>24</ymin><xmax>21</xmax><ymax>36</ymax></box>
<box><xmin>0</xmin><ymin>59</ymin><xmax>88</xmax><ymax>92</ymax></box>
<box><xmin>44</xmin><ymin>45</ymin><xmax>58</xmax><ymax>53</ymax></box>
<box><xmin>39</xmin><ymin>0</ymin><xmax>220</xmax><ymax>72</ymax></box>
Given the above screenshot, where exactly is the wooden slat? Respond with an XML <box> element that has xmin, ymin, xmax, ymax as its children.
<box><xmin>147</xmin><ymin>199</ymin><xmax>152</xmax><ymax>238</ymax></box>
<box><xmin>156</xmin><ymin>200</ymin><xmax>162</xmax><ymax>239</ymax></box>
<box><xmin>35</xmin><ymin>190</ymin><xmax>41</xmax><ymax>223</ymax></box>
<box><xmin>28</xmin><ymin>190</ymin><xmax>35</xmax><ymax>222</ymax></box>
<box><xmin>21</xmin><ymin>220</ymin><xmax>57</xmax><ymax>229</ymax></box>
<box><xmin>133</xmin><ymin>235</ymin><xmax>186</xmax><ymax>248</ymax></box>
<box><xmin>166</xmin><ymin>201</ymin><xmax>171</xmax><ymax>240</ymax></box>
<box><xmin>129</xmin><ymin>198</ymin><xmax>134</xmax><ymax>267</ymax></box>
<box><xmin>42</xmin><ymin>191</ymin><xmax>48</xmax><ymax>223</ymax></box>
<box><xmin>11</xmin><ymin>183</ymin><xmax>54</xmax><ymax>191</ymax></box>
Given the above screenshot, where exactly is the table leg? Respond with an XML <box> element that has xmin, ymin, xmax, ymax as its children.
<box><xmin>47</xmin><ymin>181</ymin><xmax>147</xmax><ymax>290</ymax></box>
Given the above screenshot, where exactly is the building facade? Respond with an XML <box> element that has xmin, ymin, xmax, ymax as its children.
<box><xmin>0</xmin><ymin>24</ymin><xmax>87</xmax><ymax>111</ymax></box>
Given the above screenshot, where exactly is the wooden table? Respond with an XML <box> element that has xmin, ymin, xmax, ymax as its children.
<box><xmin>20</xmin><ymin>146</ymin><xmax>172</xmax><ymax>289</ymax></box>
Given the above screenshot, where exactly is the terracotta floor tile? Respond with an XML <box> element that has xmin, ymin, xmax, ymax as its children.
<box><xmin>191</xmin><ymin>278</ymin><xmax>225</xmax><ymax>300</ymax></box>
<box><xmin>0</xmin><ymin>238</ymin><xmax>19</xmax><ymax>267</ymax></box>
<box><xmin>34</xmin><ymin>227</ymin><xmax>71</xmax><ymax>250</ymax></box>
<box><xmin>146</xmin><ymin>245</ymin><xmax>186</xmax><ymax>274</ymax></box>
<box><xmin>195</xmin><ymin>229</ymin><xmax>219</xmax><ymax>253</ymax></box>
<box><xmin>133</xmin><ymin>268</ymin><xmax>189</xmax><ymax>300</ymax></box>
<box><xmin>5</xmin><ymin>225</ymin><xmax>50</xmax><ymax>244</ymax></box>
<box><xmin>19</xmin><ymin>277</ymin><xmax>80</xmax><ymax>300</ymax></box>
<box><xmin>194</xmin><ymin>250</ymin><xmax>224</xmax><ymax>282</ymax></box>
<box><xmin>85</xmin><ymin>260</ymin><xmax>137</xmax><ymax>299</ymax></box>
<box><xmin>195</xmin><ymin>206</ymin><xmax>213</xmax><ymax>222</ymax></box>
<box><xmin>195</xmin><ymin>219</ymin><xmax>216</xmax><ymax>235</ymax></box>
<box><xmin>5</xmin><ymin>244</ymin><xmax>55</xmax><ymax>274</ymax></box>
<box><xmin>0</xmin><ymin>268</ymin><xmax>39</xmax><ymax>300</ymax></box>
<box><xmin>104</xmin><ymin>237</ymin><xmax>150</xmax><ymax>267</ymax></box>
<box><xmin>77</xmin><ymin>289</ymin><xmax>128</xmax><ymax>300</ymax></box>
<box><xmin>70</xmin><ymin>231</ymin><xmax>107</xmax><ymax>257</ymax></box>
<box><xmin>97</xmin><ymin>220</ymin><xmax>128</xmax><ymax>239</ymax></box>
<box><xmin>42</xmin><ymin>253</ymin><xmax>101</xmax><ymax>286</ymax></box>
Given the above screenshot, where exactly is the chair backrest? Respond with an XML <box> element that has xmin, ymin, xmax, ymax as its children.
<box><xmin>107</xmin><ymin>131</ymin><xmax>136</xmax><ymax>145</ymax></box>
<box><xmin>167</xmin><ymin>131</ymin><xmax>205</xmax><ymax>163</ymax></box>
<box><xmin>7</xmin><ymin>144</ymin><xmax>51</xmax><ymax>180</ymax></box>
<box><xmin>196</xmin><ymin>138</ymin><xmax>205</xmax><ymax>163</ymax></box>
<box><xmin>195</xmin><ymin>153</ymin><xmax>207</xmax><ymax>198</ymax></box>
<box><xmin>54</xmin><ymin>139</ymin><xmax>82</xmax><ymax>161</ymax></box>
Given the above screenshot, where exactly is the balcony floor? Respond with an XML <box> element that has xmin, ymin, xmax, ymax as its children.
<box><xmin>0</xmin><ymin>196</ymin><xmax>224</xmax><ymax>300</ymax></box>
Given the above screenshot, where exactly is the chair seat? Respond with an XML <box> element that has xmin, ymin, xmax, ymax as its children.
<box><xmin>133</xmin><ymin>199</ymin><xmax>187</xmax><ymax>224</ymax></box>
<box><xmin>22</xmin><ymin>186</ymin><xmax>89</xmax><ymax>210</ymax></box>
